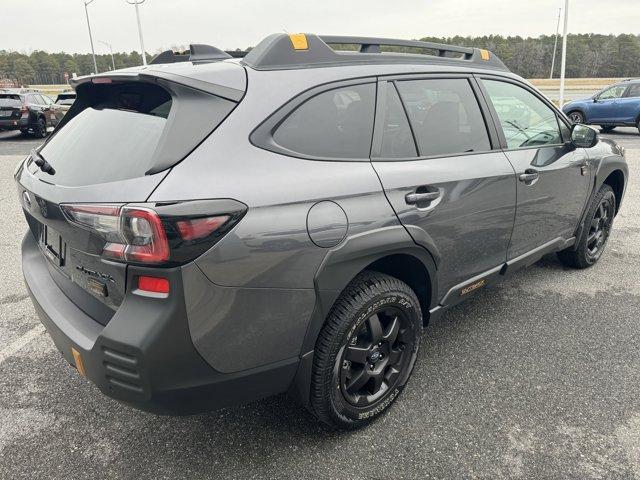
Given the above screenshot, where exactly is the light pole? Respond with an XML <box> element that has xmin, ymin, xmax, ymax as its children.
<box><xmin>550</xmin><ymin>7</ymin><xmax>561</xmax><ymax>79</ymax></box>
<box><xmin>126</xmin><ymin>0</ymin><xmax>147</xmax><ymax>66</ymax></box>
<box><xmin>559</xmin><ymin>0</ymin><xmax>569</xmax><ymax>107</ymax></box>
<box><xmin>83</xmin><ymin>0</ymin><xmax>98</xmax><ymax>74</ymax></box>
<box><xmin>99</xmin><ymin>40</ymin><xmax>116</xmax><ymax>70</ymax></box>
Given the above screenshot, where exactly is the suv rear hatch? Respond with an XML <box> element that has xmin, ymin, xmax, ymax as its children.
<box><xmin>0</xmin><ymin>94</ymin><xmax>23</xmax><ymax>121</ymax></box>
<box><xmin>16</xmin><ymin>63</ymin><xmax>246</xmax><ymax>324</ymax></box>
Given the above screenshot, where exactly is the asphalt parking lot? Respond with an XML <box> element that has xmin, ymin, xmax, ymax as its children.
<box><xmin>0</xmin><ymin>128</ymin><xmax>638</xmax><ymax>479</ymax></box>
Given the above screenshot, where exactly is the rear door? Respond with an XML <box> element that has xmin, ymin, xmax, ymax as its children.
<box><xmin>371</xmin><ymin>75</ymin><xmax>516</xmax><ymax>301</ymax></box>
<box><xmin>477</xmin><ymin>76</ymin><xmax>591</xmax><ymax>259</ymax></box>
<box><xmin>40</xmin><ymin>94</ymin><xmax>62</xmax><ymax>126</ymax></box>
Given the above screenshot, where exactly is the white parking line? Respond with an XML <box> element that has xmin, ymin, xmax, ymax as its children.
<box><xmin>0</xmin><ymin>324</ymin><xmax>45</xmax><ymax>365</ymax></box>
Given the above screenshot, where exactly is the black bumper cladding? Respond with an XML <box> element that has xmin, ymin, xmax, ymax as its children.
<box><xmin>21</xmin><ymin>233</ymin><xmax>297</xmax><ymax>414</ymax></box>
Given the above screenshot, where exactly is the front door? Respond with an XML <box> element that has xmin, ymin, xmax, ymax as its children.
<box><xmin>589</xmin><ymin>84</ymin><xmax>627</xmax><ymax>124</ymax></box>
<box><xmin>371</xmin><ymin>77</ymin><xmax>516</xmax><ymax>300</ymax></box>
<box><xmin>479</xmin><ymin>77</ymin><xmax>592</xmax><ymax>259</ymax></box>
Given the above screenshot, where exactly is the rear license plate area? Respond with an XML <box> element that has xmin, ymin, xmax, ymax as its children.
<box><xmin>39</xmin><ymin>224</ymin><xmax>66</xmax><ymax>268</ymax></box>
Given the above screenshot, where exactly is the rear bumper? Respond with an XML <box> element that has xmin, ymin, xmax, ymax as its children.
<box><xmin>22</xmin><ymin>232</ymin><xmax>298</xmax><ymax>414</ymax></box>
<box><xmin>0</xmin><ymin>117</ymin><xmax>27</xmax><ymax>130</ymax></box>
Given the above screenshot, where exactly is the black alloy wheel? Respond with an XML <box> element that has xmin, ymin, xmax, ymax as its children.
<box><xmin>338</xmin><ymin>307</ymin><xmax>415</xmax><ymax>407</ymax></box>
<box><xmin>585</xmin><ymin>194</ymin><xmax>614</xmax><ymax>261</ymax></box>
<box><xmin>310</xmin><ymin>271</ymin><xmax>422</xmax><ymax>429</ymax></box>
<box><xmin>34</xmin><ymin>116</ymin><xmax>47</xmax><ymax>138</ymax></box>
<box><xmin>558</xmin><ymin>184</ymin><xmax>616</xmax><ymax>268</ymax></box>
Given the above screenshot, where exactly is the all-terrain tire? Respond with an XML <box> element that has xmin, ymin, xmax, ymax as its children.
<box><xmin>558</xmin><ymin>184</ymin><xmax>616</xmax><ymax>269</ymax></box>
<box><xmin>310</xmin><ymin>271</ymin><xmax>422</xmax><ymax>429</ymax></box>
<box><xmin>33</xmin><ymin>116</ymin><xmax>47</xmax><ymax>138</ymax></box>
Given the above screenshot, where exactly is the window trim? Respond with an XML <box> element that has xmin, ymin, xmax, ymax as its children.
<box><xmin>370</xmin><ymin>79</ymin><xmax>420</xmax><ymax>159</ymax></box>
<box><xmin>371</xmin><ymin>73</ymin><xmax>499</xmax><ymax>162</ymax></box>
<box><xmin>475</xmin><ymin>74</ymin><xmax>572</xmax><ymax>152</ymax></box>
<box><xmin>249</xmin><ymin>77</ymin><xmax>378</xmax><ymax>162</ymax></box>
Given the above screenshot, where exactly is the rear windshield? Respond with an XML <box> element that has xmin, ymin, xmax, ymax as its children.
<box><xmin>0</xmin><ymin>94</ymin><xmax>21</xmax><ymax>107</ymax></box>
<box><xmin>39</xmin><ymin>83</ymin><xmax>171</xmax><ymax>186</ymax></box>
<box><xmin>37</xmin><ymin>81</ymin><xmax>237</xmax><ymax>186</ymax></box>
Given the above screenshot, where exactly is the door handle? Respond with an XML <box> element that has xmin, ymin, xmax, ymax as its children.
<box><xmin>518</xmin><ymin>169</ymin><xmax>539</xmax><ymax>183</ymax></box>
<box><xmin>405</xmin><ymin>191</ymin><xmax>440</xmax><ymax>205</ymax></box>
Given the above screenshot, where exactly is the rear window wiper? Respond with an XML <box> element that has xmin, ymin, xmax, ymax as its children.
<box><xmin>31</xmin><ymin>149</ymin><xmax>55</xmax><ymax>175</ymax></box>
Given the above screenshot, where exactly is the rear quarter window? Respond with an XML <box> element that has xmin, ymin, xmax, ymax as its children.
<box><xmin>272</xmin><ymin>83</ymin><xmax>376</xmax><ymax>159</ymax></box>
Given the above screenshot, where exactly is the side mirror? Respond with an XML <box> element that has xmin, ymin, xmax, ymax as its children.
<box><xmin>592</xmin><ymin>97</ymin><xmax>598</xmax><ymax>103</ymax></box>
<box><xmin>571</xmin><ymin>124</ymin><xmax>598</xmax><ymax>148</ymax></box>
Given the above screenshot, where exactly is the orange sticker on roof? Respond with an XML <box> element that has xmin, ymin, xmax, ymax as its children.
<box><xmin>289</xmin><ymin>33</ymin><xmax>309</xmax><ymax>51</ymax></box>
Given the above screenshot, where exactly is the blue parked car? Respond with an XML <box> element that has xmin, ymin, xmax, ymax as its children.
<box><xmin>562</xmin><ymin>79</ymin><xmax>640</xmax><ymax>134</ymax></box>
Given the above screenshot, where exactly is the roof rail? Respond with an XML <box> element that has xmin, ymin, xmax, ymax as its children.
<box><xmin>242</xmin><ymin>33</ymin><xmax>508</xmax><ymax>72</ymax></box>
<box><xmin>150</xmin><ymin>44</ymin><xmax>232</xmax><ymax>65</ymax></box>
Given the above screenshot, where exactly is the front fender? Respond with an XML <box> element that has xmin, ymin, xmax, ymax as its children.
<box><xmin>592</xmin><ymin>139</ymin><xmax>628</xmax><ymax>202</ymax></box>
<box><xmin>572</xmin><ymin>140</ymin><xmax>628</xmax><ymax>246</ymax></box>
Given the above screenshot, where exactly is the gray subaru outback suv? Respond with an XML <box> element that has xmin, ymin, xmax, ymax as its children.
<box><xmin>16</xmin><ymin>33</ymin><xmax>628</xmax><ymax>429</ymax></box>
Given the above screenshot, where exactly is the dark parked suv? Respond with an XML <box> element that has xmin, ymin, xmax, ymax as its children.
<box><xmin>16</xmin><ymin>34</ymin><xmax>628</xmax><ymax>429</ymax></box>
<box><xmin>0</xmin><ymin>89</ymin><xmax>63</xmax><ymax>137</ymax></box>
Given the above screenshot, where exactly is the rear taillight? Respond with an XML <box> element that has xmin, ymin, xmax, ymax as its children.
<box><xmin>61</xmin><ymin>204</ymin><xmax>169</xmax><ymax>264</ymax></box>
<box><xmin>60</xmin><ymin>202</ymin><xmax>243</xmax><ymax>266</ymax></box>
<box><xmin>20</xmin><ymin>105</ymin><xmax>28</xmax><ymax>116</ymax></box>
<box><xmin>175</xmin><ymin>216</ymin><xmax>229</xmax><ymax>241</ymax></box>
<box><xmin>117</xmin><ymin>207</ymin><xmax>170</xmax><ymax>263</ymax></box>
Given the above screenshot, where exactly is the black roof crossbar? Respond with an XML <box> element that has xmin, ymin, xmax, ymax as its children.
<box><xmin>242</xmin><ymin>33</ymin><xmax>508</xmax><ymax>72</ymax></box>
<box><xmin>321</xmin><ymin>35</ymin><xmax>475</xmax><ymax>57</ymax></box>
<box><xmin>150</xmin><ymin>44</ymin><xmax>233</xmax><ymax>65</ymax></box>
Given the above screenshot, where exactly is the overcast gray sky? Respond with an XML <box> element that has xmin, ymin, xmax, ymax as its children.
<box><xmin>2</xmin><ymin>0</ymin><xmax>639</xmax><ymax>54</ymax></box>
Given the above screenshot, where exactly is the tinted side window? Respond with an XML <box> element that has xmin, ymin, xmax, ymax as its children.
<box><xmin>380</xmin><ymin>82</ymin><xmax>417</xmax><ymax>158</ymax></box>
<box><xmin>482</xmin><ymin>79</ymin><xmax>562</xmax><ymax>149</ymax></box>
<box><xmin>273</xmin><ymin>83</ymin><xmax>375</xmax><ymax>159</ymax></box>
<box><xmin>395</xmin><ymin>78</ymin><xmax>490</xmax><ymax>157</ymax></box>
<box><xmin>626</xmin><ymin>84</ymin><xmax>640</xmax><ymax>98</ymax></box>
